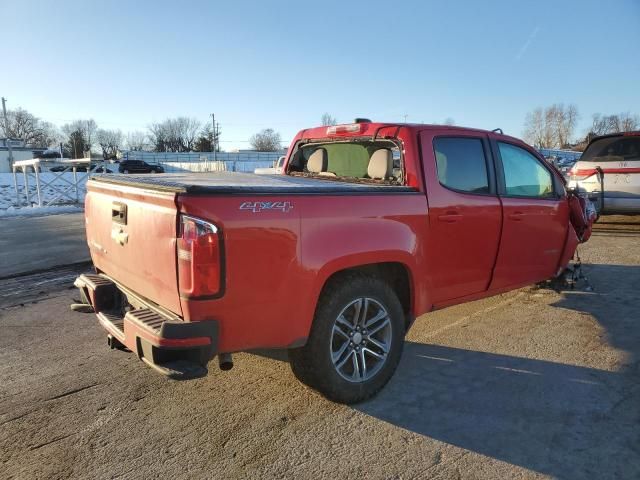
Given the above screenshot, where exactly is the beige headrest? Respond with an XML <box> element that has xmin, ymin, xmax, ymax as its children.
<box><xmin>436</xmin><ymin>151</ymin><xmax>447</xmax><ymax>183</ymax></box>
<box><xmin>368</xmin><ymin>149</ymin><xmax>393</xmax><ymax>179</ymax></box>
<box><xmin>307</xmin><ymin>148</ymin><xmax>327</xmax><ymax>173</ymax></box>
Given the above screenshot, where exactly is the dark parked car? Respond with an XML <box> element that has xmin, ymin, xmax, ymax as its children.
<box><xmin>49</xmin><ymin>165</ymin><xmax>88</xmax><ymax>172</ymax></box>
<box><xmin>118</xmin><ymin>160</ymin><xmax>164</xmax><ymax>174</ymax></box>
<box><xmin>48</xmin><ymin>165</ymin><xmax>112</xmax><ymax>173</ymax></box>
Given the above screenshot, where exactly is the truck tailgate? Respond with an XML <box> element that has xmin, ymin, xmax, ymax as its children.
<box><xmin>85</xmin><ymin>180</ymin><xmax>182</xmax><ymax>315</ymax></box>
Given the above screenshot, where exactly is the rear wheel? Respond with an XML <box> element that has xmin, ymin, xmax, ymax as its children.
<box><xmin>289</xmin><ymin>274</ymin><xmax>405</xmax><ymax>404</ymax></box>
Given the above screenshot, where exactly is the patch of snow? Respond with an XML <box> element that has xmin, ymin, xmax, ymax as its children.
<box><xmin>0</xmin><ymin>204</ymin><xmax>83</xmax><ymax>218</ymax></box>
<box><xmin>0</xmin><ymin>172</ymin><xmax>89</xmax><ymax>212</ymax></box>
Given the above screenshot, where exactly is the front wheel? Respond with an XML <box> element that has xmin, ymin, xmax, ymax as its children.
<box><xmin>289</xmin><ymin>274</ymin><xmax>405</xmax><ymax>404</ymax></box>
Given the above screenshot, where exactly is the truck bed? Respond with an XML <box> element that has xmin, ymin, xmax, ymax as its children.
<box><xmin>90</xmin><ymin>172</ymin><xmax>415</xmax><ymax>194</ymax></box>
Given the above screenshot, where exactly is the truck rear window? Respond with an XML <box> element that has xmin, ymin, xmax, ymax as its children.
<box><xmin>581</xmin><ymin>136</ymin><xmax>640</xmax><ymax>163</ymax></box>
<box><xmin>287</xmin><ymin>140</ymin><xmax>402</xmax><ymax>184</ymax></box>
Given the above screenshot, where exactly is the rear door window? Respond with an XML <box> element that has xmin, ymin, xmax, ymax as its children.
<box><xmin>498</xmin><ymin>142</ymin><xmax>554</xmax><ymax>198</ymax></box>
<box><xmin>433</xmin><ymin>137</ymin><xmax>489</xmax><ymax>194</ymax></box>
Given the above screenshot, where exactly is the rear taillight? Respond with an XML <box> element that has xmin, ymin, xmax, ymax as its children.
<box><xmin>177</xmin><ymin>214</ymin><xmax>222</xmax><ymax>298</ymax></box>
<box><xmin>570</xmin><ymin>166</ymin><xmax>597</xmax><ymax>181</ymax></box>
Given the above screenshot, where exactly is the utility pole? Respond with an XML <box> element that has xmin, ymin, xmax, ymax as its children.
<box><xmin>210</xmin><ymin>113</ymin><xmax>217</xmax><ymax>163</ymax></box>
<box><xmin>2</xmin><ymin>97</ymin><xmax>14</xmax><ymax>166</ymax></box>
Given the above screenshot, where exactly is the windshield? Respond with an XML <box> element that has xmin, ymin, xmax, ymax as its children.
<box><xmin>581</xmin><ymin>136</ymin><xmax>640</xmax><ymax>163</ymax></box>
<box><xmin>287</xmin><ymin>139</ymin><xmax>403</xmax><ymax>184</ymax></box>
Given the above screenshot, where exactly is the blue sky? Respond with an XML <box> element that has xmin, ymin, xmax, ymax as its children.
<box><xmin>2</xmin><ymin>0</ymin><xmax>639</xmax><ymax>149</ymax></box>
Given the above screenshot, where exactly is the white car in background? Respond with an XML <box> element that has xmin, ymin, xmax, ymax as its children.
<box><xmin>254</xmin><ymin>156</ymin><xmax>285</xmax><ymax>175</ymax></box>
<box><xmin>568</xmin><ymin>132</ymin><xmax>640</xmax><ymax>214</ymax></box>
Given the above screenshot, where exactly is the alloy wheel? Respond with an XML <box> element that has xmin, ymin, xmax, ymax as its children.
<box><xmin>330</xmin><ymin>297</ymin><xmax>392</xmax><ymax>382</ymax></box>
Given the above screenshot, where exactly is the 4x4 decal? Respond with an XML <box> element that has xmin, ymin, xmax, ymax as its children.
<box><xmin>239</xmin><ymin>201</ymin><xmax>293</xmax><ymax>213</ymax></box>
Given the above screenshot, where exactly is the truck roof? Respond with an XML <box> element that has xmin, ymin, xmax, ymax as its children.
<box><xmin>297</xmin><ymin>122</ymin><xmax>523</xmax><ymax>144</ymax></box>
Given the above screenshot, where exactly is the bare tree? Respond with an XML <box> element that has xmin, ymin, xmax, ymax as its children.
<box><xmin>249</xmin><ymin>128</ymin><xmax>282</xmax><ymax>152</ymax></box>
<box><xmin>542</xmin><ymin>106</ymin><xmax>556</xmax><ymax>148</ymax></box>
<box><xmin>550</xmin><ymin>104</ymin><xmax>577</xmax><ymax>148</ymax></box>
<box><xmin>551</xmin><ymin>104</ymin><xmax>566</xmax><ymax>147</ymax></box>
<box><xmin>125</xmin><ymin>131</ymin><xmax>148</xmax><ymax>151</ymax></box>
<box><xmin>321</xmin><ymin>113</ymin><xmax>337</xmax><ymax>126</ymax></box>
<box><xmin>63</xmin><ymin>128</ymin><xmax>88</xmax><ymax>159</ymax></box>
<box><xmin>523</xmin><ymin>108</ymin><xmax>545</xmax><ymax>147</ymax></box>
<box><xmin>148</xmin><ymin>122</ymin><xmax>168</xmax><ymax>152</ymax></box>
<box><xmin>564</xmin><ymin>104</ymin><xmax>579</xmax><ymax>146</ymax></box>
<box><xmin>83</xmin><ymin>119</ymin><xmax>98</xmax><ymax>151</ymax></box>
<box><xmin>61</xmin><ymin>119</ymin><xmax>98</xmax><ymax>155</ymax></box>
<box><xmin>194</xmin><ymin>124</ymin><xmax>222</xmax><ymax>152</ymax></box>
<box><xmin>616</xmin><ymin>112</ymin><xmax>639</xmax><ymax>132</ymax></box>
<box><xmin>589</xmin><ymin>112</ymin><xmax>640</xmax><ymax>138</ymax></box>
<box><xmin>96</xmin><ymin>129</ymin><xmax>123</xmax><ymax>159</ymax></box>
<box><xmin>524</xmin><ymin>106</ymin><xmax>555</xmax><ymax>148</ymax></box>
<box><xmin>444</xmin><ymin>118</ymin><xmax>456</xmax><ymax>126</ymax></box>
<box><xmin>523</xmin><ymin>104</ymin><xmax>579</xmax><ymax>148</ymax></box>
<box><xmin>0</xmin><ymin>107</ymin><xmax>59</xmax><ymax>148</ymax></box>
<box><xmin>590</xmin><ymin>113</ymin><xmax>613</xmax><ymax>136</ymax></box>
<box><xmin>177</xmin><ymin>117</ymin><xmax>201</xmax><ymax>151</ymax></box>
<box><xmin>148</xmin><ymin>117</ymin><xmax>202</xmax><ymax>152</ymax></box>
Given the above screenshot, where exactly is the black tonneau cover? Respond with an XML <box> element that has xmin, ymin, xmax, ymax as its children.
<box><xmin>90</xmin><ymin>172</ymin><xmax>416</xmax><ymax>195</ymax></box>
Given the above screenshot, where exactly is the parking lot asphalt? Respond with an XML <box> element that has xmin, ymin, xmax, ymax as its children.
<box><xmin>0</xmin><ymin>213</ymin><xmax>89</xmax><ymax>278</ymax></box>
<box><xmin>0</xmin><ymin>217</ymin><xmax>639</xmax><ymax>479</ymax></box>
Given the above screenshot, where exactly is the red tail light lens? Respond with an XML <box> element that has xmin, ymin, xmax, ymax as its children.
<box><xmin>177</xmin><ymin>214</ymin><xmax>222</xmax><ymax>298</ymax></box>
<box><xmin>570</xmin><ymin>167</ymin><xmax>597</xmax><ymax>181</ymax></box>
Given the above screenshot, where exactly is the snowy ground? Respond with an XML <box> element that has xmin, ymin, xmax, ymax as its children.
<box><xmin>1</xmin><ymin>162</ymin><xmax>273</xmax><ymax>217</ymax></box>
<box><xmin>0</xmin><ymin>204</ymin><xmax>83</xmax><ymax>218</ymax></box>
<box><xmin>0</xmin><ymin>172</ymin><xmax>88</xmax><ymax>215</ymax></box>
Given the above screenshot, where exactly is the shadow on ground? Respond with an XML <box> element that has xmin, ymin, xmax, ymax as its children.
<box><xmin>249</xmin><ymin>264</ymin><xmax>640</xmax><ymax>478</ymax></box>
<box><xmin>357</xmin><ymin>264</ymin><xmax>640</xmax><ymax>479</ymax></box>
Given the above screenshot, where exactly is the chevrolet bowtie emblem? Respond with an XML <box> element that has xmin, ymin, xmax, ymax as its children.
<box><xmin>111</xmin><ymin>227</ymin><xmax>129</xmax><ymax>246</ymax></box>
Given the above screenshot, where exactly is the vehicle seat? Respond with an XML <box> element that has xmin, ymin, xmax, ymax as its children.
<box><xmin>367</xmin><ymin>149</ymin><xmax>393</xmax><ymax>179</ymax></box>
<box><xmin>307</xmin><ymin>148</ymin><xmax>336</xmax><ymax>176</ymax></box>
<box><xmin>436</xmin><ymin>151</ymin><xmax>447</xmax><ymax>183</ymax></box>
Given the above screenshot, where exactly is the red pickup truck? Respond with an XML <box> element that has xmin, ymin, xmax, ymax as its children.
<box><xmin>75</xmin><ymin>121</ymin><xmax>588</xmax><ymax>403</ymax></box>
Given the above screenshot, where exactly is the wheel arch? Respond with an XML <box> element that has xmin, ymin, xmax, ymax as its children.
<box><xmin>315</xmin><ymin>260</ymin><xmax>416</xmax><ymax>332</ymax></box>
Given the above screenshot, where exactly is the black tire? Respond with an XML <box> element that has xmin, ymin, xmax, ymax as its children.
<box><xmin>289</xmin><ymin>273</ymin><xmax>405</xmax><ymax>404</ymax></box>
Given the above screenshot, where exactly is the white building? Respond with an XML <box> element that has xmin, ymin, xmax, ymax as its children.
<box><xmin>0</xmin><ymin>138</ymin><xmax>46</xmax><ymax>172</ymax></box>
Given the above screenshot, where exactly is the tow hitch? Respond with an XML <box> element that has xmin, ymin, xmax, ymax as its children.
<box><xmin>107</xmin><ymin>334</ymin><xmax>126</xmax><ymax>350</ymax></box>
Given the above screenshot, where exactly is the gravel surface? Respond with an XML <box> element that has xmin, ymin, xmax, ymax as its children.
<box><xmin>1</xmin><ymin>216</ymin><xmax>639</xmax><ymax>479</ymax></box>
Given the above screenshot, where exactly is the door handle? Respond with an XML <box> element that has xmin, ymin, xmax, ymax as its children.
<box><xmin>508</xmin><ymin>211</ymin><xmax>525</xmax><ymax>221</ymax></box>
<box><xmin>438</xmin><ymin>212</ymin><xmax>463</xmax><ymax>223</ymax></box>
